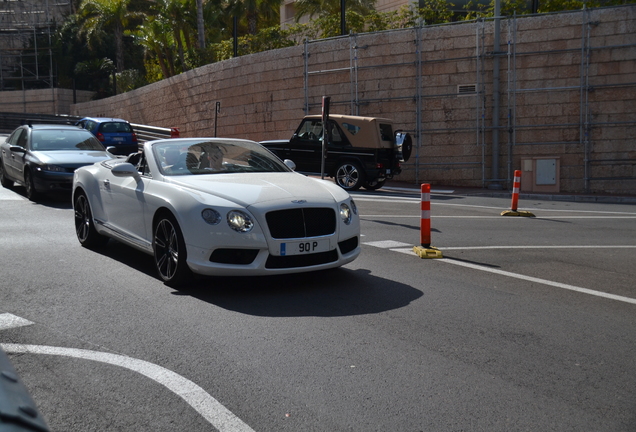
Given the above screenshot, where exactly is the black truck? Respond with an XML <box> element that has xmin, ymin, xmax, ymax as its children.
<box><xmin>261</xmin><ymin>114</ymin><xmax>412</xmax><ymax>191</ymax></box>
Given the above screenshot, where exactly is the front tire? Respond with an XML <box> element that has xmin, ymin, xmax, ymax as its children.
<box><xmin>74</xmin><ymin>191</ymin><xmax>109</xmax><ymax>248</ymax></box>
<box><xmin>153</xmin><ymin>213</ymin><xmax>192</xmax><ymax>286</ymax></box>
<box><xmin>24</xmin><ymin>170</ymin><xmax>40</xmax><ymax>201</ymax></box>
<box><xmin>335</xmin><ymin>161</ymin><xmax>365</xmax><ymax>191</ymax></box>
<box><xmin>0</xmin><ymin>160</ymin><xmax>13</xmax><ymax>188</ymax></box>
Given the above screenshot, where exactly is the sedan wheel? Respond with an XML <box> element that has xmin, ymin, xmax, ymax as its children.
<box><xmin>74</xmin><ymin>191</ymin><xmax>109</xmax><ymax>248</ymax></box>
<box><xmin>0</xmin><ymin>160</ymin><xmax>13</xmax><ymax>188</ymax></box>
<box><xmin>335</xmin><ymin>161</ymin><xmax>365</xmax><ymax>191</ymax></box>
<box><xmin>153</xmin><ymin>214</ymin><xmax>192</xmax><ymax>286</ymax></box>
<box><xmin>24</xmin><ymin>170</ymin><xmax>40</xmax><ymax>201</ymax></box>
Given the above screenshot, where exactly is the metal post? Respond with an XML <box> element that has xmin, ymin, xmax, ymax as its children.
<box><xmin>490</xmin><ymin>0</ymin><xmax>503</xmax><ymax>190</ymax></box>
<box><xmin>303</xmin><ymin>39</ymin><xmax>309</xmax><ymax>114</ymax></box>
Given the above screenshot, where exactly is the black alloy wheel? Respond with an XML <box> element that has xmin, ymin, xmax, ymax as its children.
<box><xmin>335</xmin><ymin>161</ymin><xmax>365</xmax><ymax>191</ymax></box>
<box><xmin>74</xmin><ymin>191</ymin><xmax>109</xmax><ymax>248</ymax></box>
<box><xmin>153</xmin><ymin>214</ymin><xmax>192</xmax><ymax>286</ymax></box>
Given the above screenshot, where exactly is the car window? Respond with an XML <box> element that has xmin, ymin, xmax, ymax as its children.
<box><xmin>296</xmin><ymin>120</ymin><xmax>323</xmax><ymax>141</ymax></box>
<box><xmin>155</xmin><ymin>141</ymin><xmax>289</xmax><ymax>176</ymax></box>
<box><xmin>7</xmin><ymin>129</ymin><xmax>26</xmax><ymax>146</ymax></box>
<box><xmin>342</xmin><ymin>122</ymin><xmax>361</xmax><ymax>135</ymax></box>
<box><xmin>31</xmin><ymin>130</ymin><xmax>106</xmax><ymax>151</ymax></box>
<box><xmin>379</xmin><ymin>123</ymin><xmax>394</xmax><ymax>142</ymax></box>
<box><xmin>100</xmin><ymin>122</ymin><xmax>132</xmax><ymax>133</ymax></box>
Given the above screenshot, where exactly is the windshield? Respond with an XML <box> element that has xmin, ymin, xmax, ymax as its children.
<box><xmin>154</xmin><ymin>139</ymin><xmax>291</xmax><ymax>176</ymax></box>
<box><xmin>31</xmin><ymin>130</ymin><xmax>106</xmax><ymax>151</ymax></box>
<box><xmin>100</xmin><ymin>122</ymin><xmax>133</xmax><ymax>133</ymax></box>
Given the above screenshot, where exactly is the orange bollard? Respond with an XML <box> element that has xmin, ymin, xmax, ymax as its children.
<box><xmin>501</xmin><ymin>170</ymin><xmax>535</xmax><ymax>217</ymax></box>
<box><xmin>420</xmin><ymin>183</ymin><xmax>431</xmax><ymax>247</ymax></box>
<box><xmin>510</xmin><ymin>169</ymin><xmax>521</xmax><ymax>211</ymax></box>
<box><xmin>413</xmin><ymin>183</ymin><xmax>443</xmax><ymax>258</ymax></box>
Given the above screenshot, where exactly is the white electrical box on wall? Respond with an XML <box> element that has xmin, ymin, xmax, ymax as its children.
<box><xmin>520</xmin><ymin>157</ymin><xmax>560</xmax><ymax>193</ymax></box>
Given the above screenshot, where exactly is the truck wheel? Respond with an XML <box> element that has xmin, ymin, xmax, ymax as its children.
<box><xmin>335</xmin><ymin>161</ymin><xmax>365</xmax><ymax>191</ymax></box>
<box><xmin>364</xmin><ymin>179</ymin><xmax>386</xmax><ymax>190</ymax></box>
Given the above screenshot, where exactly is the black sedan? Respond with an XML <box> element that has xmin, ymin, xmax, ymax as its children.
<box><xmin>0</xmin><ymin>124</ymin><xmax>114</xmax><ymax>201</ymax></box>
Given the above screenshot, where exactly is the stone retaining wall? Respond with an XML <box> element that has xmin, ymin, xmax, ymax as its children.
<box><xmin>68</xmin><ymin>6</ymin><xmax>635</xmax><ymax>194</ymax></box>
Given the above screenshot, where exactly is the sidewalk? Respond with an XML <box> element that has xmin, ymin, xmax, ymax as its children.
<box><xmin>380</xmin><ymin>180</ymin><xmax>636</xmax><ymax>205</ymax></box>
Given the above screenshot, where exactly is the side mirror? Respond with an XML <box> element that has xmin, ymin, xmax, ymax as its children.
<box><xmin>284</xmin><ymin>159</ymin><xmax>296</xmax><ymax>171</ymax></box>
<box><xmin>111</xmin><ymin>163</ymin><xmax>139</xmax><ymax>177</ymax></box>
<box><xmin>9</xmin><ymin>145</ymin><xmax>26</xmax><ymax>153</ymax></box>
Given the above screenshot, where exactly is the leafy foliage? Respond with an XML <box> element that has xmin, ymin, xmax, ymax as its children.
<box><xmin>33</xmin><ymin>0</ymin><xmax>635</xmax><ymax>93</ymax></box>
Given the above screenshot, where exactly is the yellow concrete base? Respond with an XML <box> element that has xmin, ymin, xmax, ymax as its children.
<box><xmin>501</xmin><ymin>210</ymin><xmax>535</xmax><ymax>217</ymax></box>
<box><xmin>413</xmin><ymin>246</ymin><xmax>444</xmax><ymax>259</ymax></box>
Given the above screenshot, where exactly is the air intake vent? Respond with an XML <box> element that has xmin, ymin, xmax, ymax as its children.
<box><xmin>457</xmin><ymin>84</ymin><xmax>477</xmax><ymax>96</ymax></box>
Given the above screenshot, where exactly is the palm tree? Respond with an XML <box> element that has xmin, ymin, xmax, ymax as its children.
<box><xmin>151</xmin><ymin>0</ymin><xmax>197</xmax><ymax>71</ymax></box>
<box><xmin>228</xmin><ymin>0</ymin><xmax>282</xmax><ymax>35</ymax></box>
<box><xmin>78</xmin><ymin>0</ymin><xmax>144</xmax><ymax>72</ymax></box>
<box><xmin>294</xmin><ymin>0</ymin><xmax>375</xmax><ymax>20</ymax></box>
<box><xmin>132</xmin><ymin>18</ymin><xmax>177</xmax><ymax>79</ymax></box>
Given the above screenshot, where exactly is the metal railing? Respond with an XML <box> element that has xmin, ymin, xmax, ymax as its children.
<box><xmin>0</xmin><ymin>112</ymin><xmax>179</xmax><ymax>142</ymax></box>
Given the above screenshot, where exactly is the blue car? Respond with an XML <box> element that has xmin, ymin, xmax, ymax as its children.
<box><xmin>76</xmin><ymin>117</ymin><xmax>138</xmax><ymax>156</ymax></box>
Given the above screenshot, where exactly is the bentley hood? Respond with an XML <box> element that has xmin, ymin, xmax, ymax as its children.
<box><xmin>167</xmin><ymin>172</ymin><xmax>351</xmax><ymax>208</ymax></box>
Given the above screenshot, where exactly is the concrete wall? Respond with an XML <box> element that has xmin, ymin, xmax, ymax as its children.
<box><xmin>2</xmin><ymin>88</ymin><xmax>94</xmax><ymax>115</ymax></box>
<box><xmin>70</xmin><ymin>6</ymin><xmax>636</xmax><ymax>195</ymax></box>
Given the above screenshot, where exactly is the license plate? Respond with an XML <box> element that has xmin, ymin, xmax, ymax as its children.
<box><xmin>112</xmin><ymin>137</ymin><xmax>124</xmax><ymax>142</ymax></box>
<box><xmin>278</xmin><ymin>239</ymin><xmax>329</xmax><ymax>256</ymax></box>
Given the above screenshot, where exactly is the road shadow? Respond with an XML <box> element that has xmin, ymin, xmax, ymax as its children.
<box><xmin>8</xmin><ymin>185</ymin><xmax>72</xmax><ymax>209</ymax></box>
<box><xmin>89</xmin><ymin>240</ymin><xmax>423</xmax><ymax>317</ymax></box>
<box><xmin>176</xmin><ymin>267</ymin><xmax>424</xmax><ymax>318</ymax></box>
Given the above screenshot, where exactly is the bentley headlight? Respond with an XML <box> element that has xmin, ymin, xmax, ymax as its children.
<box><xmin>227</xmin><ymin>210</ymin><xmax>254</xmax><ymax>233</ymax></box>
<box><xmin>201</xmin><ymin>208</ymin><xmax>221</xmax><ymax>225</ymax></box>
<box><xmin>350</xmin><ymin>199</ymin><xmax>358</xmax><ymax>215</ymax></box>
<box><xmin>340</xmin><ymin>203</ymin><xmax>352</xmax><ymax>225</ymax></box>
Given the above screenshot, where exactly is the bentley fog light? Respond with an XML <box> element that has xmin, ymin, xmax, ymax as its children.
<box><xmin>340</xmin><ymin>203</ymin><xmax>352</xmax><ymax>225</ymax></box>
<box><xmin>201</xmin><ymin>208</ymin><xmax>221</xmax><ymax>225</ymax></box>
<box><xmin>227</xmin><ymin>210</ymin><xmax>254</xmax><ymax>233</ymax></box>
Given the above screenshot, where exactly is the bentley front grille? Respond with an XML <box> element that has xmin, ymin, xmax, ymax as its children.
<box><xmin>266</xmin><ymin>208</ymin><xmax>336</xmax><ymax>239</ymax></box>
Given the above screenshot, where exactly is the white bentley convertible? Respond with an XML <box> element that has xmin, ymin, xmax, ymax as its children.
<box><xmin>72</xmin><ymin>138</ymin><xmax>360</xmax><ymax>286</ymax></box>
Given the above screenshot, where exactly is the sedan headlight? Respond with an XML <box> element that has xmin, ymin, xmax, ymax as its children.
<box><xmin>340</xmin><ymin>203</ymin><xmax>353</xmax><ymax>225</ymax></box>
<box><xmin>201</xmin><ymin>208</ymin><xmax>221</xmax><ymax>225</ymax></box>
<box><xmin>38</xmin><ymin>164</ymin><xmax>66</xmax><ymax>173</ymax></box>
<box><xmin>227</xmin><ymin>210</ymin><xmax>254</xmax><ymax>233</ymax></box>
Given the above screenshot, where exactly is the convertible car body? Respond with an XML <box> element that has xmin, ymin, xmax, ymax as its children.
<box><xmin>72</xmin><ymin>137</ymin><xmax>360</xmax><ymax>285</ymax></box>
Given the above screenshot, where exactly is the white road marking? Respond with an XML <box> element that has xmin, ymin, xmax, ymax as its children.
<box><xmin>437</xmin><ymin>245</ymin><xmax>636</xmax><ymax>250</ymax></box>
<box><xmin>362</xmin><ymin>243</ymin><xmax>636</xmax><ymax>305</ymax></box>
<box><xmin>435</xmin><ymin>258</ymin><xmax>636</xmax><ymax>305</ymax></box>
<box><xmin>363</xmin><ymin>240</ymin><xmax>413</xmax><ymax>248</ymax></box>
<box><xmin>0</xmin><ymin>342</ymin><xmax>256</xmax><ymax>432</ymax></box>
<box><xmin>0</xmin><ymin>313</ymin><xmax>34</xmax><ymax>330</ymax></box>
<box><xmin>362</xmin><ymin>215</ymin><xmax>636</xmax><ymax>219</ymax></box>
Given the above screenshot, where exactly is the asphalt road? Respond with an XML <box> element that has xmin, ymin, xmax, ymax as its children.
<box><xmin>1</xmin><ymin>183</ymin><xmax>635</xmax><ymax>432</ymax></box>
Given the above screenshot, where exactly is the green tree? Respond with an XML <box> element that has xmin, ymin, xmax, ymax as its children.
<box><xmin>228</xmin><ymin>0</ymin><xmax>283</xmax><ymax>35</ymax></box>
<box><xmin>294</xmin><ymin>0</ymin><xmax>376</xmax><ymax>21</ymax></box>
<box><xmin>78</xmin><ymin>0</ymin><xmax>145</xmax><ymax>72</ymax></box>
